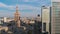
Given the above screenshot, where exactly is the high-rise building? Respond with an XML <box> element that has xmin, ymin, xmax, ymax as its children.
<box><xmin>14</xmin><ymin>5</ymin><xmax>20</xmax><ymax>27</ymax></box>
<box><xmin>3</xmin><ymin>17</ymin><xmax>7</xmax><ymax>22</ymax></box>
<box><xmin>51</xmin><ymin>1</ymin><xmax>60</xmax><ymax>34</ymax></box>
<box><xmin>41</xmin><ymin>6</ymin><xmax>50</xmax><ymax>33</ymax></box>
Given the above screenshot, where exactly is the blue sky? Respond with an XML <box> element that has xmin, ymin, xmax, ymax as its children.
<box><xmin>0</xmin><ymin>0</ymin><xmax>51</xmax><ymax>17</ymax></box>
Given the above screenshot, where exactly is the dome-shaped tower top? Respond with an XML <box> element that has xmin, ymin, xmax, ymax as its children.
<box><xmin>37</xmin><ymin>14</ymin><xmax>40</xmax><ymax>17</ymax></box>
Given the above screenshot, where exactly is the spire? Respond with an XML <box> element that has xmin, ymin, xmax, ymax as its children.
<box><xmin>14</xmin><ymin>0</ymin><xmax>21</xmax><ymax>28</ymax></box>
<box><xmin>16</xmin><ymin>0</ymin><xmax>19</xmax><ymax>13</ymax></box>
<box><xmin>16</xmin><ymin>5</ymin><xmax>19</xmax><ymax>13</ymax></box>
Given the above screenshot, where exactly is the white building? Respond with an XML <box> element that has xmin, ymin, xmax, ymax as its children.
<box><xmin>42</xmin><ymin>6</ymin><xmax>50</xmax><ymax>33</ymax></box>
<box><xmin>3</xmin><ymin>17</ymin><xmax>14</xmax><ymax>23</ymax></box>
<box><xmin>3</xmin><ymin>17</ymin><xmax>7</xmax><ymax>22</ymax></box>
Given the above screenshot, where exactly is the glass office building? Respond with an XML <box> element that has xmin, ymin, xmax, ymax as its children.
<box><xmin>51</xmin><ymin>2</ymin><xmax>60</xmax><ymax>34</ymax></box>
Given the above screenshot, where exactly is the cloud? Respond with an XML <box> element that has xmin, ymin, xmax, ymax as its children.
<box><xmin>21</xmin><ymin>0</ymin><xmax>39</xmax><ymax>2</ymax></box>
<box><xmin>52</xmin><ymin>0</ymin><xmax>60</xmax><ymax>2</ymax></box>
<box><xmin>18</xmin><ymin>5</ymin><xmax>40</xmax><ymax>11</ymax></box>
<box><xmin>0</xmin><ymin>10</ymin><xmax>14</xmax><ymax>17</ymax></box>
<box><xmin>0</xmin><ymin>2</ymin><xmax>7</xmax><ymax>7</ymax></box>
<box><xmin>0</xmin><ymin>0</ymin><xmax>51</xmax><ymax>17</ymax></box>
<box><xmin>0</xmin><ymin>2</ymin><xmax>41</xmax><ymax>17</ymax></box>
<box><xmin>0</xmin><ymin>2</ymin><xmax>15</xmax><ymax>10</ymax></box>
<box><xmin>0</xmin><ymin>2</ymin><xmax>40</xmax><ymax>11</ymax></box>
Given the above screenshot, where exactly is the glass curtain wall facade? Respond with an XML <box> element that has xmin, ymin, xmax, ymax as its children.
<box><xmin>51</xmin><ymin>2</ymin><xmax>60</xmax><ymax>34</ymax></box>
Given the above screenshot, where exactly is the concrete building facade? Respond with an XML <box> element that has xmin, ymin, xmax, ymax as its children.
<box><xmin>41</xmin><ymin>6</ymin><xmax>50</xmax><ymax>33</ymax></box>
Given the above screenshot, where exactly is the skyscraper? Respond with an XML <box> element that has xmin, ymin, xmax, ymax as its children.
<box><xmin>41</xmin><ymin>6</ymin><xmax>50</xmax><ymax>33</ymax></box>
<box><xmin>14</xmin><ymin>5</ymin><xmax>20</xmax><ymax>28</ymax></box>
<box><xmin>51</xmin><ymin>1</ymin><xmax>60</xmax><ymax>34</ymax></box>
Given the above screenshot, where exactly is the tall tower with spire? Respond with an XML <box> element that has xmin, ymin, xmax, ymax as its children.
<box><xmin>14</xmin><ymin>5</ymin><xmax>20</xmax><ymax>28</ymax></box>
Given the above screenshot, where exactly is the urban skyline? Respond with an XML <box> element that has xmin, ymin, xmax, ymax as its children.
<box><xmin>1</xmin><ymin>0</ymin><xmax>60</xmax><ymax>34</ymax></box>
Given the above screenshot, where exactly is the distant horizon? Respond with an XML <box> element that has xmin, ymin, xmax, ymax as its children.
<box><xmin>0</xmin><ymin>0</ymin><xmax>51</xmax><ymax>17</ymax></box>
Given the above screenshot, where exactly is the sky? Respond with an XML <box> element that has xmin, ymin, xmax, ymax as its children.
<box><xmin>0</xmin><ymin>0</ymin><xmax>51</xmax><ymax>17</ymax></box>
<box><xmin>52</xmin><ymin>0</ymin><xmax>60</xmax><ymax>2</ymax></box>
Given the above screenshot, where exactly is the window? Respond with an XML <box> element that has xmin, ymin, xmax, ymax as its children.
<box><xmin>43</xmin><ymin>23</ymin><xmax>46</xmax><ymax>31</ymax></box>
